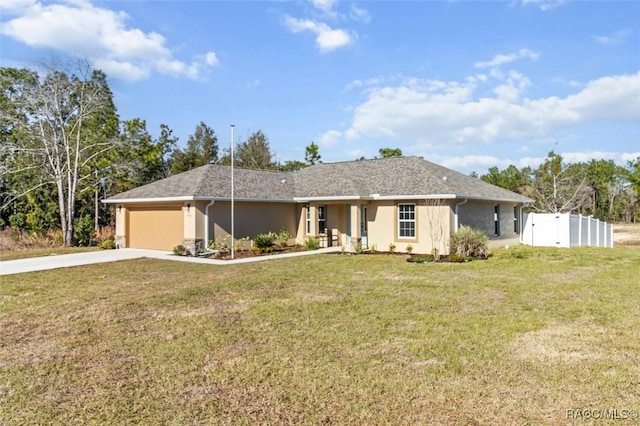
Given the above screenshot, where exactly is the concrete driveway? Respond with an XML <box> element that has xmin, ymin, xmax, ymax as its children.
<box><xmin>0</xmin><ymin>249</ymin><xmax>172</xmax><ymax>276</ymax></box>
<box><xmin>0</xmin><ymin>247</ymin><xmax>342</xmax><ymax>276</ymax></box>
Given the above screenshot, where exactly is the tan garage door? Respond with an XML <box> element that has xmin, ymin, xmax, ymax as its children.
<box><xmin>127</xmin><ymin>205</ymin><xmax>183</xmax><ymax>250</ymax></box>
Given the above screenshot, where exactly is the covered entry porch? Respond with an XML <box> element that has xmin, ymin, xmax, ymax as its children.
<box><xmin>302</xmin><ymin>202</ymin><xmax>369</xmax><ymax>249</ymax></box>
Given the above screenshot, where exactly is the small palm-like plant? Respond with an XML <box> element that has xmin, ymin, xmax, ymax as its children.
<box><xmin>253</xmin><ymin>232</ymin><xmax>277</xmax><ymax>253</ymax></box>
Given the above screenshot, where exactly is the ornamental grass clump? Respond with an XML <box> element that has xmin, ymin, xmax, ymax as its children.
<box><xmin>449</xmin><ymin>225</ymin><xmax>489</xmax><ymax>259</ymax></box>
<box><xmin>304</xmin><ymin>236</ymin><xmax>320</xmax><ymax>251</ymax></box>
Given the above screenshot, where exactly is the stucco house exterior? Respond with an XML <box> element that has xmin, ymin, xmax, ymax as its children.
<box><xmin>103</xmin><ymin>156</ymin><xmax>532</xmax><ymax>254</ymax></box>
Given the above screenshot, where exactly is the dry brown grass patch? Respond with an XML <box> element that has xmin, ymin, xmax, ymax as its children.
<box><xmin>613</xmin><ymin>222</ymin><xmax>640</xmax><ymax>246</ymax></box>
<box><xmin>510</xmin><ymin>321</ymin><xmax>607</xmax><ymax>364</ymax></box>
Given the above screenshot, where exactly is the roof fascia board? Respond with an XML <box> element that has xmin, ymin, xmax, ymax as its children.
<box><xmin>102</xmin><ymin>196</ymin><xmax>199</xmax><ymax>204</ymax></box>
<box><xmin>293</xmin><ymin>196</ymin><xmax>364</xmax><ymax>202</ymax></box>
<box><xmin>455</xmin><ymin>194</ymin><xmax>534</xmax><ymax>203</ymax></box>
<box><xmin>102</xmin><ymin>195</ymin><xmax>196</xmax><ymax>204</ymax></box>
<box><xmin>104</xmin><ymin>196</ymin><xmax>296</xmax><ymax>204</ymax></box>
<box><xmin>212</xmin><ymin>197</ymin><xmax>295</xmax><ymax>203</ymax></box>
<box><xmin>370</xmin><ymin>194</ymin><xmax>457</xmax><ymax>201</ymax></box>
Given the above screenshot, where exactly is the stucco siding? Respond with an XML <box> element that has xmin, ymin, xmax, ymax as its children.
<box><xmin>209</xmin><ymin>201</ymin><xmax>297</xmax><ymax>243</ymax></box>
<box><xmin>364</xmin><ymin>200</ymin><xmax>453</xmax><ymax>254</ymax></box>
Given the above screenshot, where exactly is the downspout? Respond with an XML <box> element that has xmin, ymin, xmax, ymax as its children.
<box><xmin>204</xmin><ymin>199</ymin><xmax>215</xmax><ymax>248</ymax></box>
<box><xmin>454</xmin><ymin>198</ymin><xmax>468</xmax><ymax>232</ymax></box>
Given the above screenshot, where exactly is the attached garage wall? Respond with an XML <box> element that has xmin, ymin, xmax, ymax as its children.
<box><xmin>126</xmin><ymin>204</ymin><xmax>184</xmax><ymax>250</ymax></box>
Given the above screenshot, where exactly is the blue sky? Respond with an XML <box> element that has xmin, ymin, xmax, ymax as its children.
<box><xmin>1</xmin><ymin>0</ymin><xmax>639</xmax><ymax>175</ymax></box>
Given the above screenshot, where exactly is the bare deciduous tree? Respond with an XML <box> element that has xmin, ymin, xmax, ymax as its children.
<box><xmin>525</xmin><ymin>151</ymin><xmax>590</xmax><ymax>214</ymax></box>
<box><xmin>1</xmin><ymin>60</ymin><xmax>116</xmax><ymax>245</ymax></box>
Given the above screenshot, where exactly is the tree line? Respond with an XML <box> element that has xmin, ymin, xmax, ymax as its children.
<box><xmin>1</xmin><ymin>62</ymin><xmax>638</xmax><ymax>246</ymax></box>
<box><xmin>474</xmin><ymin>151</ymin><xmax>640</xmax><ymax>223</ymax></box>
<box><xmin>0</xmin><ymin>62</ymin><xmax>324</xmax><ymax>245</ymax></box>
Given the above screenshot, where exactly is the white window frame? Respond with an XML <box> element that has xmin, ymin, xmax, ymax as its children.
<box><xmin>398</xmin><ymin>203</ymin><xmax>416</xmax><ymax>238</ymax></box>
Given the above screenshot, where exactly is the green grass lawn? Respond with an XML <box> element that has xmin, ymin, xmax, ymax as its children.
<box><xmin>1</xmin><ymin>246</ymin><xmax>639</xmax><ymax>425</ymax></box>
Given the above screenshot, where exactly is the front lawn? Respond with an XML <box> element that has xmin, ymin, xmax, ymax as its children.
<box><xmin>1</xmin><ymin>246</ymin><xmax>639</xmax><ymax>424</ymax></box>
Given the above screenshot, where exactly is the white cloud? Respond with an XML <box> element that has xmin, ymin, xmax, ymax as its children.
<box><xmin>0</xmin><ymin>0</ymin><xmax>219</xmax><ymax>81</ymax></box>
<box><xmin>342</xmin><ymin>71</ymin><xmax>640</xmax><ymax>151</ymax></box>
<box><xmin>344</xmin><ymin>76</ymin><xmax>383</xmax><ymax>91</ymax></box>
<box><xmin>92</xmin><ymin>58</ymin><xmax>150</xmax><ymax>81</ymax></box>
<box><xmin>318</xmin><ymin>129</ymin><xmax>342</xmax><ymax>146</ymax></box>
<box><xmin>350</xmin><ymin>4</ymin><xmax>371</xmax><ymax>24</ymax></box>
<box><xmin>593</xmin><ymin>28</ymin><xmax>633</xmax><ymax>45</ymax></box>
<box><xmin>246</xmin><ymin>79</ymin><xmax>261</xmax><ymax>89</ymax></box>
<box><xmin>283</xmin><ymin>15</ymin><xmax>355</xmax><ymax>53</ymax></box>
<box><xmin>474</xmin><ymin>48</ymin><xmax>540</xmax><ymax>69</ymax></box>
<box><xmin>521</xmin><ymin>0</ymin><xmax>567</xmax><ymax>11</ymax></box>
<box><xmin>562</xmin><ymin>151</ymin><xmax>640</xmax><ymax>164</ymax></box>
<box><xmin>311</xmin><ymin>0</ymin><xmax>338</xmax><ymax>18</ymax></box>
<box><xmin>347</xmin><ymin>148</ymin><xmax>366</xmax><ymax>159</ymax></box>
<box><xmin>202</xmin><ymin>51</ymin><xmax>219</xmax><ymax>66</ymax></box>
<box><xmin>439</xmin><ymin>155</ymin><xmax>509</xmax><ymax>172</ymax></box>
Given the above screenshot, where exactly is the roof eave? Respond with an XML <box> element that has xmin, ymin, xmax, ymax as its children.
<box><xmin>455</xmin><ymin>194</ymin><xmax>534</xmax><ymax>203</ymax></box>
<box><xmin>102</xmin><ymin>195</ymin><xmax>210</xmax><ymax>204</ymax></box>
<box><xmin>293</xmin><ymin>195</ymin><xmax>365</xmax><ymax>202</ymax></box>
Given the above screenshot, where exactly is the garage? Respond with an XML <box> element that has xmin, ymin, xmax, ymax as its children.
<box><xmin>126</xmin><ymin>205</ymin><xmax>184</xmax><ymax>250</ymax></box>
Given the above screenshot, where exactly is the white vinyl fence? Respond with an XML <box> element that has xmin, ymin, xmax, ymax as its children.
<box><xmin>522</xmin><ymin>213</ymin><xmax>613</xmax><ymax>248</ymax></box>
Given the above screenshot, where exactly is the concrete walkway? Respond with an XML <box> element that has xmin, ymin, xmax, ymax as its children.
<box><xmin>0</xmin><ymin>246</ymin><xmax>342</xmax><ymax>276</ymax></box>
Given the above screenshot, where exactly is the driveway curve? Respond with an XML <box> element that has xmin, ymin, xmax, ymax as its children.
<box><xmin>0</xmin><ymin>249</ymin><xmax>168</xmax><ymax>276</ymax></box>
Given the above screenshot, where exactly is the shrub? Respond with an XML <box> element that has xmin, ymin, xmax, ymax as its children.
<box><xmin>173</xmin><ymin>244</ymin><xmax>187</xmax><ymax>256</ymax></box>
<box><xmin>99</xmin><ymin>239</ymin><xmax>116</xmax><ymax>250</ymax></box>
<box><xmin>389</xmin><ymin>242</ymin><xmax>396</xmax><ymax>253</ymax></box>
<box><xmin>9</xmin><ymin>213</ymin><xmax>26</xmax><ymax>230</ymax></box>
<box><xmin>354</xmin><ymin>241</ymin><xmax>364</xmax><ymax>254</ymax></box>
<box><xmin>275</xmin><ymin>228</ymin><xmax>291</xmax><ymax>248</ymax></box>
<box><xmin>449</xmin><ymin>226</ymin><xmax>488</xmax><ymax>259</ymax></box>
<box><xmin>407</xmin><ymin>255</ymin><xmax>434</xmax><ymax>263</ymax></box>
<box><xmin>406</xmin><ymin>244</ymin><xmax>413</xmax><ymax>254</ymax></box>
<box><xmin>304</xmin><ymin>236</ymin><xmax>319</xmax><ymax>251</ymax></box>
<box><xmin>253</xmin><ymin>232</ymin><xmax>277</xmax><ymax>253</ymax></box>
<box><xmin>209</xmin><ymin>235</ymin><xmax>231</xmax><ymax>251</ymax></box>
<box><xmin>73</xmin><ymin>215</ymin><xmax>95</xmax><ymax>247</ymax></box>
<box><xmin>447</xmin><ymin>254</ymin><xmax>471</xmax><ymax>263</ymax></box>
<box><xmin>234</xmin><ymin>236</ymin><xmax>250</xmax><ymax>252</ymax></box>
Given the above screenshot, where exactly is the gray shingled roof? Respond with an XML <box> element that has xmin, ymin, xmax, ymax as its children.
<box><xmin>105</xmin><ymin>156</ymin><xmax>532</xmax><ymax>203</ymax></box>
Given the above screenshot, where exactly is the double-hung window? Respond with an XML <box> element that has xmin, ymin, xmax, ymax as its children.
<box><xmin>306</xmin><ymin>205</ymin><xmax>311</xmax><ymax>234</ymax></box>
<box><xmin>398</xmin><ymin>203</ymin><xmax>416</xmax><ymax>238</ymax></box>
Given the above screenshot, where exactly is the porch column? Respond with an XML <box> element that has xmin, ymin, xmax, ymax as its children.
<box><xmin>308</xmin><ymin>204</ymin><xmax>318</xmax><ymax>236</ymax></box>
<box><xmin>350</xmin><ymin>204</ymin><xmax>361</xmax><ymax>246</ymax></box>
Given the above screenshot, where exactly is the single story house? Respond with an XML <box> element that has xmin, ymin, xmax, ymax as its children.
<box><xmin>103</xmin><ymin>156</ymin><xmax>532</xmax><ymax>254</ymax></box>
